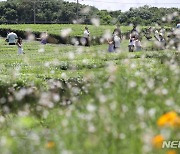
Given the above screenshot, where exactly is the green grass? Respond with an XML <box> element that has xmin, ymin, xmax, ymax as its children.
<box><xmin>0</xmin><ymin>35</ymin><xmax>179</xmax><ymax>154</ymax></box>
<box><xmin>0</xmin><ymin>24</ymin><xmax>133</xmax><ymax>37</ymax></box>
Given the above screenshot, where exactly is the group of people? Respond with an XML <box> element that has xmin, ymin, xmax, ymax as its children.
<box><xmin>6</xmin><ymin>31</ymin><xmax>25</xmax><ymax>54</ymax></box>
<box><xmin>107</xmin><ymin>29</ymin><xmax>121</xmax><ymax>52</ymax></box>
<box><xmin>5</xmin><ymin>26</ymin><xmax>142</xmax><ymax>55</ymax></box>
<box><xmin>107</xmin><ymin>25</ymin><xmax>142</xmax><ymax>53</ymax></box>
<box><xmin>5</xmin><ymin>31</ymin><xmax>48</xmax><ymax>55</ymax></box>
<box><xmin>4</xmin><ymin>23</ymin><xmax>180</xmax><ymax>54</ymax></box>
<box><xmin>128</xmin><ymin>26</ymin><xmax>142</xmax><ymax>52</ymax></box>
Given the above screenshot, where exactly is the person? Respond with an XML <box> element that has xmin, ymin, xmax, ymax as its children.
<box><xmin>83</xmin><ymin>27</ymin><xmax>90</xmax><ymax>46</ymax></box>
<box><xmin>113</xmin><ymin>32</ymin><xmax>121</xmax><ymax>51</ymax></box>
<box><xmin>159</xmin><ymin>33</ymin><xmax>166</xmax><ymax>49</ymax></box>
<box><xmin>16</xmin><ymin>37</ymin><xmax>25</xmax><ymax>54</ymax></box>
<box><xmin>176</xmin><ymin>23</ymin><xmax>180</xmax><ymax>29</ymax></box>
<box><xmin>134</xmin><ymin>37</ymin><xmax>142</xmax><ymax>51</ymax></box>
<box><xmin>113</xmin><ymin>24</ymin><xmax>122</xmax><ymax>39</ymax></box>
<box><xmin>7</xmin><ymin>31</ymin><xmax>18</xmax><ymax>45</ymax></box>
<box><xmin>40</xmin><ymin>32</ymin><xmax>48</xmax><ymax>45</ymax></box>
<box><xmin>154</xmin><ymin>30</ymin><xmax>160</xmax><ymax>41</ymax></box>
<box><xmin>144</xmin><ymin>27</ymin><xmax>153</xmax><ymax>40</ymax></box>
<box><xmin>130</xmin><ymin>25</ymin><xmax>139</xmax><ymax>39</ymax></box>
<box><xmin>107</xmin><ymin>38</ymin><xmax>114</xmax><ymax>52</ymax></box>
<box><xmin>128</xmin><ymin>38</ymin><xmax>135</xmax><ymax>52</ymax></box>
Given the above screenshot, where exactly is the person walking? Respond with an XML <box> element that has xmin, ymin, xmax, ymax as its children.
<box><xmin>16</xmin><ymin>37</ymin><xmax>25</xmax><ymax>54</ymax></box>
<box><xmin>7</xmin><ymin>31</ymin><xmax>18</xmax><ymax>45</ymax></box>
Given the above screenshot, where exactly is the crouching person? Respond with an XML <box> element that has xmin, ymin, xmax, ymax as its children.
<box><xmin>7</xmin><ymin>31</ymin><xmax>18</xmax><ymax>45</ymax></box>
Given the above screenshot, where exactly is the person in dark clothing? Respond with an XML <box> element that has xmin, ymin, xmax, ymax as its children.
<box><xmin>113</xmin><ymin>25</ymin><xmax>122</xmax><ymax>39</ymax></box>
<box><xmin>130</xmin><ymin>25</ymin><xmax>139</xmax><ymax>39</ymax></box>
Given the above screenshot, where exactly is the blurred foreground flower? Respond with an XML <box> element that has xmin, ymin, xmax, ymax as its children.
<box><xmin>152</xmin><ymin>135</ymin><xmax>164</xmax><ymax>148</ymax></box>
<box><xmin>157</xmin><ymin>111</ymin><xmax>180</xmax><ymax>127</ymax></box>
<box><xmin>166</xmin><ymin>150</ymin><xmax>177</xmax><ymax>154</ymax></box>
<box><xmin>45</xmin><ymin>141</ymin><xmax>55</xmax><ymax>149</ymax></box>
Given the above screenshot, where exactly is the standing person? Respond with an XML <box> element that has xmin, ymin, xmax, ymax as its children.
<box><xmin>159</xmin><ymin>33</ymin><xmax>166</xmax><ymax>49</ymax></box>
<box><xmin>113</xmin><ymin>32</ymin><xmax>121</xmax><ymax>51</ymax></box>
<box><xmin>154</xmin><ymin>30</ymin><xmax>160</xmax><ymax>41</ymax></box>
<box><xmin>144</xmin><ymin>27</ymin><xmax>153</xmax><ymax>40</ymax></box>
<box><xmin>113</xmin><ymin>24</ymin><xmax>122</xmax><ymax>39</ymax></box>
<box><xmin>134</xmin><ymin>37</ymin><xmax>142</xmax><ymax>51</ymax></box>
<box><xmin>107</xmin><ymin>38</ymin><xmax>114</xmax><ymax>52</ymax></box>
<box><xmin>40</xmin><ymin>32</ymin><xmax>48</xmax><ymax>45</ymax></box>
<box><xmin>16</xmin><ymin>37</ymin><xmax>25</xmax><ymax>54</ymax></box>
<box><xmin>128</xmin><ymin>37</ymin><xmax>135</xmax><ymax>52</ymax></box>
<box><xmin>83</xmin><ymin>27</ymin><xmax>90</xmax><ymax>46</ymax></box>
<box><xmin>7</xmin><ymin>31</ymin><xmax>18</xmax><ymax>45</ymax></box>
<box><xmin>177</xmin><ymin>23</ymin><xmax>180</xmax><ymax>29</ymax></box>
<box><xmin>130</xmin><ymin>25</ymin><xmax>139</xmax><ymax>40</ymax></box>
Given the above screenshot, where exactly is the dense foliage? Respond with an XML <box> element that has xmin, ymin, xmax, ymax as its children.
<box><xmin>118</xmin><ymin>6</ymin><xmax>180</xmax><ymax>26</ymax></box>
<box><xmin>0</xmin><ymin>0</ymin><xmax>179</xmax><ymax>25</ymax></box>
<box><xmin>0</xmin><ymin>0</ymin><xmax>99</xmax><ymax>24</ymax></box>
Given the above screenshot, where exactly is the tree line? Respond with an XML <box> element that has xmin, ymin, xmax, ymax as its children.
<box><xmin>0</xmin><ymin>0</ymin><xmax>179</xmax><ymax>26</ymax></box>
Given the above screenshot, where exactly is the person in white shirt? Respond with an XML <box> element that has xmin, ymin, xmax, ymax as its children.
<box><xmin>7</xmin><ymin>32</ymin><xmax>18</xmax><ymax>45</ymax></box>
<box><xmin>113</xmin><ymin>32</ymin><xmax>121</xmax><ymax>50</ymax></box>
<box><xmin>176</xmin><ymin>23</ymin><xmax>180</xmax><ymax>29</ymax></box>
<box><xmin>83</xmin><ymin>27</ymin><xmax>90</xmax><ymax>46</ymax></box>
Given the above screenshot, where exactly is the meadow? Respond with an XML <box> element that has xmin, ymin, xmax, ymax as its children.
<box><xmin>0</xmin><ymin>25</ymin><xmax>179</xmax><ymax>154</ymax></box>
<box><xmin>0</xmin><ymin>24</ymin><xmax>133</xmax><ymax>37</ymax></box>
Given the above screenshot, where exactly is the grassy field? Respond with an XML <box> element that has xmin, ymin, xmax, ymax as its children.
<box><xmin>0</xmin><ymin>26</ymin><xmax>180</xmax><ymax>154</ymax></box>
<box><xmin>0</xmin><ymin>24</ymin><xmax>134</xmax><ymax>37</ymax></box>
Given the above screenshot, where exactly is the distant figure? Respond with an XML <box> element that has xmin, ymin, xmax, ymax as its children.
<box><xmin>134</xmin><ymin>37</ymin><xmax>142</xmax><ymax>51</ymax></box>
<box><xmin>16</xmin><ymin>37</ymin><xmax>25</xmax><ymax>54</ymax></box>
<box><xmin>176</xmin><ymin>23</ymin><xmax>180</xmax><ymax>29</ymax></box>
<box><xmin>130</xmin><ymin>25</ymin><xmax>139</xmax><ymax>39</ymax></box>
<box><xmin>128</xmin><ymin>38</ymin><xmax>135</xmax><ymax>52</ymax></box>
<box><xmin>40</xmin><ymin>32</ymin><xmax>48</xmax><ymax>45</ymax></box>
<box><xmin>159</xmin><ymin>33</ymin><xmax>166</xmax><ymax>49</ymax></box>
<box><xmin>83</xmin><ymin>27</ymin><xmax>90</xmax><ymax>46</ymax></box>
<box><xmin>144</xmin><ymin>27</ymin><xmax>153</xmax><ymax>40</ymax></box>
<box><xmin>113</xmin><ymin>31</ymin><xmax>121</xmax><ymax>51</ymax></box>
<box><xmin>107</xmin><ymin>38</ymin><xmax>114</xmax><ymax>52</ymax></box>
<box><xmin>7</xmin><ymin>32</ymin><xmax>18</xmax><ymax>45</ymax></box>
<box><xmin>113</xmin><ymin>24</ymin><xmax>122</xmax><ymax>39</ymax></box>
<box><xmin>154</xmin><ymin>30</ymin><xmax>160</xmax><ymax>41</ymax></box>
